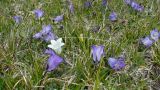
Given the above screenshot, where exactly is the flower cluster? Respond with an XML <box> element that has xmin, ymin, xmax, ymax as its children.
<box><xmin>91</xmin><ymin>45</ymin><xmax>126</xmax><ymax>71</ymax></box>
<box><xmin>33</xmin><ymin>25</ymin><xmax>57</xmax><ymax>42</ymax></box>
<box><xmin>141</xmin><ymin>29</ymin><xmax>160</xmax><ymax>47</ymax></box>
<box><xmin>32</xmin><ymin>24</ymin><xmax>64</xmax><ymax>71</ymax></box>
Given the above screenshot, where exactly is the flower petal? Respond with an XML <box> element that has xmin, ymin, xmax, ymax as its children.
<box><xmin>91</xmin><ymin>45</ymin><xmax>105</xmax><ymax>62</ymax></box>
<box><xmin>108</xmin><ymin>57</ymin><xmax>117</xmax><ymax>69</ymax></box>
<box><xmin>109</xmin><ymin>12</ymin><xmax>117</xmax><ymax>21</ymax></box>
<box><xmin>46</xmin><ymin>51</ymin><xmax>63</xmax><ymax>71</ymax></box>
<box><xmin>53</xmin><ymin>15</ymin><xmax>63</xmax><ymax>23</ymax></box>
<box><xmin>141</xmin><ymin>36</ymin><xmax>153</xmax><ymax>47</ymax></box>
<box><xmin>150</xmin><ymin>29</ymin><xmax>160</xmax><ymax>41</ymax></box>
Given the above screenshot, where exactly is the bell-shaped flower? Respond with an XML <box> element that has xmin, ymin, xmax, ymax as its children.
<box><xmin>109</xmin><ymin>12</ymin><xmax>117</xmax><ymax>21</ymax></box>
<box><xmin>108</xmin><ymin>57</ymin><xmax>125</xmax><ymax>71</ymax></box>
<box><xmin>150</xmin><ymin>29</ymin><xmax>160</xmax><ymax>41</ymax></box>
<box><xmin>131</xmin><ymin>1</ymin><xmax>144</xmax><ymax>12</ymax></box>
<box><xmin>45</xmin><ymin>49</ymin><xmax>63</xmax><ymax>71</ymax></box>
<box><xmin>13</xmin><ymin>16</ymin><xmax>22</xmax><ymax>23</ymax></box>
<box><xmin>69</xmin><ymin>3</ymin><xmax>74</xmax><ymax>13</ymax></box>
<box><xmin>48</xmin><ymin>38</ymin><xmax>65</xmax><ymax>54</ymax></box>
<box><xmin>53</xmin><ymin>15</ymin><xmax>63</xmax><ymax>23</ymax></box>
<box><xmin>33</xmin><ymin>9</ymin><xmax>44</xmax><ymax>19</ymax></box>
<box><xmin>141</xmin><ymin>36</ymin><xmax>153</xmax><ymax>47</ymax></box>
<box><xmin>91</xmin><ymin>45</ymin><xmax>105</xmax><ymax>63</ymax></box>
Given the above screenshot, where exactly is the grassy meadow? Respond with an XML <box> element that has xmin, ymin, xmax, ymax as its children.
<box><xmin>0</xmin><ymin>0</ymin><xmax>160</xmax><ymax>89</ymax></box>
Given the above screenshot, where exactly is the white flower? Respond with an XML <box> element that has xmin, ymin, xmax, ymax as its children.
<box><xmin>48</xmin><ymin>38</ymin><xmax>64</xmax><ymax>54</ymax></box>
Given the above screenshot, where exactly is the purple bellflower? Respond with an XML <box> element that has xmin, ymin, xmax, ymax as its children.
<box><xmin>53</xmin><ymin>15</ymin><xmax>63</xmax><ymax>23</ymax></box>
<box><xmin>84</xmin><ymin>1</ymin><xmax>92</xmax><ymax>8</ymax></box>
<box><xmin>141</xmin><ymin>36</ymin><xmax>153</xmax><ymax>47</ymax></box>
<box><xmin>108</xmin><ymin>57</ymin><xmax>125</xmax><ymax>71</ymax></box>
<box><xmin>124</xmin><ymin>0</ymin><xmax>144</xmax><ymax>12</ymax></box>
<box><xmin>102</xmin><ymin>0</ymin><xmax>107</xmax><ymax>6</ymax></box>
<box><xmin>69</xmin><ymin>3</ymin><xmax>74</xmax><ymax>13</ymax></box>
<box><xmin>109</xmin><ymin>12</ymin><xmax>117</xmax><ymax>21</ymax></box>
<box><xmin>45</xmin><ymin>49</ymin><xmax>63</xmax><ymax>71</ymax></box>
<box><xmin>33</xmin><ymin>25</ymin><xmax>57</xmax><ymax>42</ymax></box>
<box><xmin>91</xmin><ymin>45</ymin><xmax>105</xmax><ymax>64</ymax></box>
<box><xmin>150</xmin><ymin>29</ymin><xmax>160</xmax><ymax>41</ymax></box>
<box><xmin>33</xmin><ymin>9</ymin><xmax>44</xmax><ymax>19</ymax></box>
<box><xmin>131</xmin><ymin>1</ymin><xmax>144</xmax><ymax>12</ymax></box>
<box><xmin>13</xmin><ymin>16</ymin><xmax>21</xmax><ymax>23</ymax></box>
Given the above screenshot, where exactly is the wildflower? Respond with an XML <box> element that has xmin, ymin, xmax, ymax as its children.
<box><xmin>109</xmin><ymin>12</ymin><xmax>117</xmax><ymax>21</ymax></box>
<box><xmin>13</xmin><ymin>16</ymin><xmax>21</xmax><ymax>23</ymax></box>
<box><xmin>45</xmin><ymin>49</ymin><xmax>63</xmax><ymax>71</ymax></box>
<box><xmin>84</xmin><ymin>1</ymin><xmax>92</xmax><ymax>8</ymax></box>
<box><xmin>33</xmin><ymin>25</ymin><xmax>57</xmax><ymax>42</ymax></box>
<box><xmin>33</xmin><ymin>32</ymin><xmax>42</xmax><ymax>39</ymax></box>
<box><xmin>33</xmin><ymin>9</ymin><xmax>44</xmax><ymax>19</ymax></box>
<box><xmin>53</xmin><ymin>15</ymin><xmax>63</xmax><ymax>23</ymax></box>
<box><xmin>108</xmin><ymin>57</ymin><xmax>125</xmax><ymax>71</ymax></box>
<box><xmin>150</xmin><ymin>29</ymin><xmax>160</xmax><ymax>41</ymax></box>
<box><xmin>102</xmin><ymin>0</ymin><xmax>107</xmax><ymax>6</ymax></box>
<box><xmin>91</xmin><ymin>45</ymin><xmax>105</xmax><ymax>64</ymax></box>
<box><xmin>69</xmin><ymin>3</ymin><xmax>74</xmax><ymax>13</ymax></box>
<box><xmin>48</xmin><ymin>38</ymin><xmax>65</xmax><ymax>54</ymax></box>
<box><xmin>131</xmin><ymin>1</ymin><xmax>144</xmax><ymax>12</ymax></box>
<box><xmin>41</xmin><ymin>24</ymin><xmax>52</xmax><ymax>34</ymax></box>
<box><xmin>141</xmin><ymin>36</ymin><xmax>153</xmax><ymax>47</ymax></box>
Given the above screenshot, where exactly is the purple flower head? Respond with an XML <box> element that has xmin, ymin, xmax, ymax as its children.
<box><xmin>108</xmin><ymin>57</ymin><xmax>125</xmax><ymax>71</ymax></box>
<box><xmin>53</xmin><ymin>15</ymin><xmax>63</xmax><ymax>23</ymax></box>
<box><xmin>45</xmin><ymin>49</ymin><xmax>63</xmax><ymax>71</ymax></box>
<box><xmin>41</xmin><ymin>25</ymin><xmax>52</xmax><ymax>34</ymax></box>
<box><xmin>69</xmin><ymin>3</ymin><xmax>74</xmax><ymax>13</ymax></box>
<box><xmin>131</xmin><ymin>1</ymin><xmax>144</xmax><ymax>12</ymax></box>
<box><xmin>91</xmin><ymin>45</ymin><xmax>105</xmax><ymax>63</ymax></box>
<box><xmin>141</xmin><ymin>36</ymin><xmax>153</xmax><ymax>47</ymax></box>
<box><xmin>33</xmin><ymin>25</ymin><xmax>57</xmax><ymax>42</ymax></box>
<box><xmin>150</xmin><ymin>29</ymin><xmax>160</xmax><ymax>41</ymax></box>
<box><xmin>33</xmin><ymin>9</ymin><xmax>44</xmax><ymax>19</ymax></box>
<box><xmin>84</xmin><ymin>1</ymin><xmax>92</xmax><ymax>8</ymax></box>
<box><xmin>102</xmin><ymin>0</ymin><xmax>107</xmax><ymax>6</ymax></box>
<box><xmin>13</xmin><ymin>16</ymin><xmax>21</xmax><ymax>23</ymax></box>
<box><xmin>109</xmin><ymin>12</ymin><xmax>117</xmax><ymax>21</ymax></box>
<box><xmin>124</xmin><ymin>0</ymin><xmax>132</xmax><ymax>5</ymax></box>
